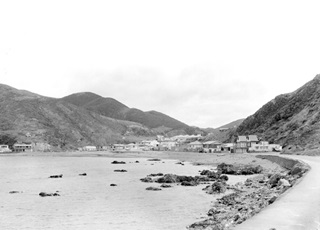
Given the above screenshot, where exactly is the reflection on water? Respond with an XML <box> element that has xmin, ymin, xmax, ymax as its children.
<box><xmin>0</xmin><ymin>156</ymin><xmax>249</xmax><ymax>230</ymax></box>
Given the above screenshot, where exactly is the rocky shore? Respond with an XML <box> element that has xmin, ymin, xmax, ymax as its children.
<box><xmin>188</xmin><ymin>157</ymin><xmax>309</xmax><ymax>230</ymax></box>
<box><xmin>138</xmin><ymin>154</ymin><xmax>310</xmax><ymax>230</ymax></box>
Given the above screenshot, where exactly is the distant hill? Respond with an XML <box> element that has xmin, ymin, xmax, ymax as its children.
<box><xmin>218</xmin><ymin>118</ymin><xmax>245</xmax><ymax>129</ymax></box>
<box><xmin>62</xmin><ymin>92</ymin><xmax>195</xmax><ymax>133</ymax></box>
<box><xmin>201</xmin><ymin>119</ymin><xmax>244</xmax><ymax>143</ymax></box>
<box><xmin>236</xmin><ymin>74</ymin><xmax>320</xmax><ymax>154</ymax></box>
<box><xmin>0</xmin><ymin>84</ymin><xmax>202</xmax><ymax>150</ymax></box>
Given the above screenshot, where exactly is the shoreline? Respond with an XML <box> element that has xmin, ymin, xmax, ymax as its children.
<box><xmin>0</xmin><ymin>151</ymin><xmax>310</xmax><ymax>229</ymax></box>
<box><xmin>0</xmin><ymin>151</ymin><xmax>285</xmax><ymax>172</ymax></box>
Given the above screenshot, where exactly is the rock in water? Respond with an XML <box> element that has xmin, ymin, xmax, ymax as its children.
<box><xmin>146</xmin><ymin>187</ymin><xmax>162</xmax><ymax>191</ymax></box>
<box><xmin>111</xmin><ymin>161</ymin><xmax>126</xmax><ymax>164</ymax></box>
<box><xmin>49</xmin><ymin>174</ymin><xmax>63</xmax><ymax>178</ymax></box>
<box><xmin>39</xmin><ymin>192</ymin><xmax>60</xmax><ymax>197</ymax></box>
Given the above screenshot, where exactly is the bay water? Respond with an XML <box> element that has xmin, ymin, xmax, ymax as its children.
<box><xmin>0</xmin><ymin>156</ymin><xmax>248</xmax><ymax>230</ymax></box>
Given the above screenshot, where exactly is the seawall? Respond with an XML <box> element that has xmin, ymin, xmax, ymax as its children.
<box><xmin>256</xmin><ymin>154</ymin><xmax>310</xmax><ymax>171</ymax></box>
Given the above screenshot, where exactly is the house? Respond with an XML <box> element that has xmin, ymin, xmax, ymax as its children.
<box><xmin>83</xmin><ymin>146</ymin><xmax>97</xmax><ymax>151</ymax></box>
<box><xmin>140</xmin><ymin>140</ymin><xmax>160</xmax><ymax>150</ymax></box>
<box><xmin>125</xmin><ymin>143</ymin><xmax>141</xmax><ymax>151</ymax></box>
<box><xmin>235</xmin><ymin>136</ymin><xmax>249</xmax><ymax>153</ymax></box>
<box><xmin>249</xmin><ymin>141</ymin><xmax>282</xmax><ymax>152</ymax></box>
<box><xmin>188</xmin><ymin>141</ymin><xmax>203</xmax><ymax>152</ymax></box>
<box><xmin>13</xmin><ymin>143</ymin><xmax>33</xmax><ymax>152</ymax></box>
<box><xmin>247</xmin><ymin>135</ymin><xmax>259</xmax><ymax>147</ymax></box>
<box><xmin>111</xmin><ymin>144</ymin><xmax>126</xmax><ymax>152</ymax></box>
<box><xmin>221</xmin><ymin>143</ymin><xmax>235</xmax><ymax>153</ymax></box>
<box><xmin>203</xmin><ymin>141</ymin><xmax>221</xmax><ymax>153</ymax></box>
<box><xmin>159</xmin><ymin>141</ymin><xmax>177</xmax><ymax>151</ymax></box>
<box><xmin>0</xmin><ymin>145</ymin><xmax>12</xmax><ymax>153</ymax></box>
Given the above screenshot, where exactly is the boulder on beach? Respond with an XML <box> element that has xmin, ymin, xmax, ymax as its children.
<box><xmin>156</xmin><ymin>174</ymin><xmax>178</xmax><ymax>183</ymax></box>
<box><xmin>160</xmin><ymin>184</ymin><xmax>172</xmax><ymax>188</ymax></box>
<box><xmin>268</xmin><ymin>173</ymin><xmax>282</xmax><ymax>188</ymax></box>
<box><xmin>140</xmin><ymin>176</ymin><xmax>153</xmax><ymax>183</ymax></box>
<box><xmin>148</xmin><ymin>173</ymin><xmax>164</xmax><ymax>177</ymax></box>
<box><xmin>49</xmin><ymin>174</ymin><xmax>63</xmax><ymax>178</ymax></box>
<box><xmin>200</xmin><ymin>170</ymin><xmax>220</xmax><ymax>179</ymax></box>
<box><xmin>146</xmin><ymin>187</ymin><xmax>162</xmax><ymax>191</ymax></box>
<box><xmin>219</xmin><ymin>175</ymin><xmax>229</xmax><ymax>181</ymax></box>
<box><xmin>111</xmin><ymin>161</ymin><xmax>126</xmax><ymax>164</ymax></box>
<box><xmin>181</xmin><ymin>181</ymin><xmax>197</xmax><ymax>186</ymax></box>
<box><xmin>156</xmin><ymin>174</ymin><xmax>197</xmax><ymax>184</ymax></box>
<box><xmin>203</xmin><ymin>181</ymin><xmax>227</xmax><ymax>194</ymax></box>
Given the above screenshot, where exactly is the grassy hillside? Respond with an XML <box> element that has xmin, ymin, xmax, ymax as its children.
<box><xmin>0</xmin><ymin>85</ymin><xmax>155</xmax><ymax>150</ymax></box>
<box><xmin>62</xmin><ymin>92</ymin><xmax>197</xmax><ymax>134</ymax></box>
<box><xmin>236</xmin><ymin>74</ymin><xmax>320</xmax><ymax>153</ymax></box>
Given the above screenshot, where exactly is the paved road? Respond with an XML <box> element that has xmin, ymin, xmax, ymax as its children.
<box><xmin>234</xmin><ymin>154</ymin><xmax>320</xmax><ymax>230</ymax></box>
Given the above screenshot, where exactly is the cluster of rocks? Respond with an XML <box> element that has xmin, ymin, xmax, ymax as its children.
<box><xmin>217</xmin><ymin>163</ymin><xmax>263</xmax><ymax>175</ymax></box>
<box><xmin>188</xmin><ymin>162</ymin><xmax>309</xmax><ymax>230</ymax></box>
<box><xmin>140</xmin><ymin>173</ymin><xmax>218</xmax><ymax>187</ymax></box>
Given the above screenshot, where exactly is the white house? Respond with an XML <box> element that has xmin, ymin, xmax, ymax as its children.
<box><xmin>83</xmin><ymin>146</ymin><xmax>97</xmax><ymax>151</ymax></box>
<box><xmin>125</xmin><ymin>143</ymin><xmax>140</xmax><ymax>151</ymax></box>
<box><xmin>159</xmin><ymin>141</ymin><xmax>177</xmax><ymax>150</ymax></box>
<box><xmin>13</xmin><ymin>143</ymin><xmax>33</xmax><ymax>152</ymax></box>
<box><xmin>111</xmin><ymin>144</ymin><xmax>126</xmax><ymax>152</ymax></box>
<box><xmin>203</xmin><ymin>141</ymin><xmax>221</xmax><ymax>153</ymax></box>
<box><xmin>140</xmin><ymin>140</ymin><xmax>160</xmax><ymax>149</ymax></box>
<box><xmin>188</xmin><ymin>141</ymin><xmax>203</xmax><ymax>151</ymax></box>
<box><xmin>249</xmin><ymin>141</ymin><xmax>282</xmax><ymax>152</ymax></box>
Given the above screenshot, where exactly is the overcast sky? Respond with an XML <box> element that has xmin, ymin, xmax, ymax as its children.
<box><xmin>1</xmin><ymin>1</ymin><xmax>320</xmax><ymax>128</ymax></box>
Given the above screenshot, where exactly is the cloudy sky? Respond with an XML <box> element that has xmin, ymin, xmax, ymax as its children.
<box><xmin>1</xmin><ymin>1</ymin><xmax>320</xmax><ymax>128</ymax></box>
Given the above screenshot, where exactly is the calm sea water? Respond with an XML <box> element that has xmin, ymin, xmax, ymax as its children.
<box><xmin>0</xmin><ymin>156</ymin><xmax>249</xmax><ymax>230</ymax></box>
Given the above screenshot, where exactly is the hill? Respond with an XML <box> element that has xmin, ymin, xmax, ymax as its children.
<box><xmin>0</xmin><ymin>84</ymin><xmax>202</xmax><ymax>150</ymax></box>
<box><xmin>236</xmin><ymin>74</ymin><xmax>320</xmax><ymax>154</ymax></box>
<box><xmin>218</xmin><ymin>118</ymin><xmax>245</xmax><ymax>129</ymax></box>
<box><xmin>201</xmin><ymin>119</ymin><xmax>244</xmax><ymax>143</ymax></box>
<box><xmin>62</xmin><ymin>92</ymin><xmax>196</xmax><ymax>134</ymax></box>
